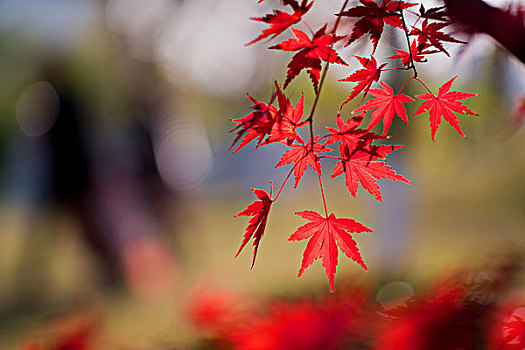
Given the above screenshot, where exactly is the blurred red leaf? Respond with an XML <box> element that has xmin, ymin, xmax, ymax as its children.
<box><xmin>503</xmin><ymin>315</ymin><xmax>525</xmax><ymax>348</ymax></box>
<box><xmin>230</xmin><ymin>300</ymin><xmax>349</xmax><ymax>350</ymax></box>
<box><xmin>188</xmin><ymin>286</ymin><xmax>250</xmax><ymax>338</ymax></box>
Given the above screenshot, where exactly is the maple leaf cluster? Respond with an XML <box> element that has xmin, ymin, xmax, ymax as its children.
<box><xmin>231</xmin><ymin>0</ymin><xmax>478</xmax><ymax>292</ymax></box>
<box><xmin>231</xmin><ymin>95</ymin><xmax>407</xmax><ymax>291</ymax></box>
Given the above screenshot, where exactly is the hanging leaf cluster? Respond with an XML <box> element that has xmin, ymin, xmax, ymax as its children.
<box><xmin>230</xmin><ymin>0</ymin><xmax>478</xmax><ymax>292</ymax></box>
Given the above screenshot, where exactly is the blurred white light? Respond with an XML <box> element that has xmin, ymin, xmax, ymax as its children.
<box><xmin>484</xmin><ymin>0</ymin><xmax>522</xmax><ymax>6</ymax></box>
<box><xmin>154</xmin><ymin>118</ymin><xmax>213</xmax><ymax>192</ymax></box>
<box><xmin>106</xmin><ymin>0</ymin><xmax>174</xmax><ymax>61</ymax></box>
<box><xmin>106</xmin><ymin>0</ymin><xmax>267</xmax><ymax>95</ymax></box>
<box><xmin>16</xmin><ymin>81</ymin><xmax>59</xmax><ymax>137</ymax></box>
<box><xmin>155</xmin><ymin>0</ymin><xmax>266</xmax><ymax>96</ymax></box>
<box><xmin>376</xmin><ymin>280</ymin><xmax>414</xmax><ymax>311</ymax></box>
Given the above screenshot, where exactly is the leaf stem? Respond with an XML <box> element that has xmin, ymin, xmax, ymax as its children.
<box><xmin>399</xmin><ymin>6</ymin><xmax>418</xmax><ymax>78</ymax></box>
<box><xmin>306</xmin><ymin>0</ymin><xmax>350</xmax><ymax>131</ymax></box>
<box><xmin>304</xmin><ymin>0</ymin><xmax>349</xmax><ymax>217</ymax></box>
<box><xmin>414</xmin><ymin>77</ymin><xmax>434</xmax><ymax>95</ymax></box>
<box><xmin>316</xmin><ymin>165</ymin><xmax>329</xmax><ymax>217</ymax></box>
<box><xmin>318</xmin><ymin>134</ymin><xmax>330</xmax><ymax>142</ymax></box>
<box><xmin>319</xmin><ymin>155</ymin><xmax>342</xmax><ymax>160</ymax></box>
<box><xmin>301</xmin><ymin>19</ymin><xmax>315</xmax><ymax>36</ymax></box>
<box><xmin>331</xmin><ymin>0</ymin><xmax>350</xmax><ymax>33</ymax></box>
<box><xmin>398</xmin><ymin>76</ymin><xmax>415</xmax><ymax>94</ymax></box>
<box><xmin>306</xmin><ymin>61</ymin><xmax>329</xmax><ymax>142</ymax></box>
<box><xmin>273</xmin><ymin>167</ymin><xmax>294</xmax><ymax>201</ymax></box>
<box><xmin>383</xmin><ymin>67</ymin><xmax>410</xmax><ymax>72</ymax></box>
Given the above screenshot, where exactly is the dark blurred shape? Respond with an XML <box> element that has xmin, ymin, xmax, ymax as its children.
<box><xmin>7</xmin><ymin>55</ymin><xmax>178</xmax><ymax>297</ymax></box>
<box><xmin>37</xmin><ymin>61</ymin><xmax>114</xmax><ymax>278</ymax></box>
<box><xmin>444</xmin><ymin>0</ymin><xmax>525</xmax><ymax>64</ymax></box>
<box><xmin>43</xmin><ymin>60</ymin><xmax>91</xmax><ymax>206</ymax></box>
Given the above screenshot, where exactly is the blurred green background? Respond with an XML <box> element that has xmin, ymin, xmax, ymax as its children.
<box><xmin>0</xmin><ymin>0</ymin><xmax>524</xmax><ymax>349</ymax></box>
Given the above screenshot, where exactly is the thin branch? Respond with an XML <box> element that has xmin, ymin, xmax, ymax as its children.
<box><xmin>306</xmin><ymin>0</ymin><xmax>350</xmax><ymax>138</ymax></box>
<box><xmin>399</xmin><ymin>5</ymin><xmax>418</xmax><ymax>78</ymax></box>
<box><xmin>383</xmin><ymin>67</ymin><xmax>411</xmax><ymax>72</ymax></box>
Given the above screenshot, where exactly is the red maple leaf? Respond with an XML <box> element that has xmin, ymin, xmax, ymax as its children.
<box><xmin>247</xmin><ymin>0</ymin><xmax>313</xmax><ymax>46</ymax></box>
<box><xmin>414</xmin><ymin>77</ymin><xmax>477</xmax><ymax>141</ymax></box>
<box><xmin>270</xmin><ymin>26</ymin><xmax>347</xmax><ymax>94</ymax></box>
<box><xmin>340</xmin><ymin>55</ymin><xmax>387</xmax><ymax>105</ymax></box>
<box><xmin>352</xmin><ymin>81</ymin><xmax>415</xmax><ymax>136</ymax></box>
<box><xmin>235</xmin><ymin>187</ymin><xmax>273</xmax><ymax>267</ymax></box>
<box><xmin>325</xmin><ymin>112</ymin><xmax>380</xmax><ymax>150</ymax></box>
<box><xmin>276</xmin><ymin>137</ymin><xmax>331</xmax><ymax>188</ymax></box>
<box><xmin>409</xmin><ymin>19</ymin><xmax>466</xmax><ymax>56</ymax></box>
<box><xmin>331</xmin><ymin>143</ymin><xmax>410</xmax><ymax>201</ymax></box>
<box><xmin>338</xmin><ymin>0</ymin><xmax>416</xmax><ymax>52</ymax></box>
<box><xmin>264</xmin><ymin>82</ymin><xmax>308</xmax><ymax>145</ymax></box>
<box><xmin>289</xmin><ymin>210</ymin><xmax>372</xmax><ymax>292</ymax></box>
<box><xmin>387</xmin><ymin>40</ymin><xmax>439</xmax><ymax>67</ymax></box>
<box><xmin>229</xmin><ymin>93</ymin><xmax>277</xmax><ymax>153</ymax></box>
